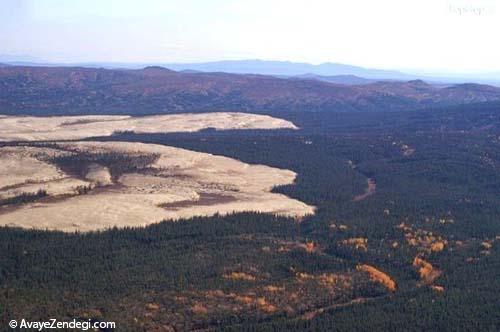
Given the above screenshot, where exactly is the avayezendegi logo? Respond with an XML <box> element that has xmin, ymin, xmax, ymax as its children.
<box><xmin>448</xmin><ymin>0</ymin><xmax>496</xmax><ymax>16</ymax></box>
<box><xmin>7</xmin><ymin>318</ymin><xmax>116</xmax><ymax>331</ymax></box>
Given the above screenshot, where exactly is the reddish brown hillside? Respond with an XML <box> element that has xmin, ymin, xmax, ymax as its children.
<box><xmin>1</xmin><ymin>66</ymin><xmax>499</xmax><ymax>115</ymax></box>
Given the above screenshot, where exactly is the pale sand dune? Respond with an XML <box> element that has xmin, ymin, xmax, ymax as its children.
<box><xmin>0</xmin><ymin>146</ymin><xmax>66</xmax><ymax>188</ymax></box>
<box><xmin>0</xmin><ymin>142</ymin><xmax>314</xmax><ymax>232</ymax></box>
<box><xmin>69</xmin><ymin>141</ymin><xmax>298</xmax><ymax>193</ymax></box>
<box><xmin>0</xmin><ymin>112</ymin><xmax>297</xmax><ymax>141</ymax></box>
<box><xmin>85</xmin><ymin>164</ymin><xmax>112</xmax><ymax>186</ymax></box>
<box><xmin>0</xmin><ymin>178</ymin><xmax>90</xmax><ymax>199</ymax></box>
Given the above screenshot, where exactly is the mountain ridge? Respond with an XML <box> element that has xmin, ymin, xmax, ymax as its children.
<box><xmin>1</xmin><ymin>65</ymin><xmax>499</xmax><ymax>116</ymax></box>
<box><xmin>162</xmin><ymin>59</ymin><xmax>414</xmax><ymax>80</ymax></box>
<box><xmin>1</xmin><ymin>56</ymin><xmax>499</xmax><ymax>85</ymax></box>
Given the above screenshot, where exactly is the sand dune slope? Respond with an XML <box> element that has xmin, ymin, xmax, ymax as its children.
<box><xmin>0</xmin><ymin>142</ymin><xmax>314</xmax><ymax>232</ymax></box>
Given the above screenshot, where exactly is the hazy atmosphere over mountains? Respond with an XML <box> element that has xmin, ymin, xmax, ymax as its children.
<box><xmin>2</xmin><ymin>56</ymin><xmax>500</xmax><ymax>86</ymax></box>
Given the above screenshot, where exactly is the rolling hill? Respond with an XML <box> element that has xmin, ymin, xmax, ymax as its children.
<box><xmin>1</xmin><ymin>65</ymin><xmax>500</xmax><ymax>115</ymax></box>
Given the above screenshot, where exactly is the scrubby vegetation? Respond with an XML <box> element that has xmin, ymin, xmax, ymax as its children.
<box><xmin>0</xmin><ymin>189</ymin><xmax>47</xmax><ymax>206</ymax></box>
<box><xmin>1</xmin><ymin>102</ymin><xmax>499</xmax><ymax>331</ymax></box>
<box><xmin>49</xmin><ymin>151</ymin><xmax>159</xmax><ymax>181</ymax></box>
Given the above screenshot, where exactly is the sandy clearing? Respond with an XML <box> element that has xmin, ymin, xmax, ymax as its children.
<box><xmin>85</xmin><ymin>164</ymin><xmax>112</xmax><ymax>185</ymax></box>
<box><xmin>0</xmin><ymin>112</ymin><xmax>297</xmax><ymax>141</ymax></box>
<box><xmin>0</xmin><ymin>147</ymin><xmax>65</xmax><ymax>189</ymax></box>
<box><xmin>0</xmin><ymin>142</ymin><xmax>314</xmax><ymax>232</ymax></box>
<box><xmin>162</xmin><ymin>192</ymin><xmax>313</xmax><ymax>221</ymax></box>
<box><xmin>0</xmin><ymin>193</ymin><xmax>188</xmax><ymax>231</ymax></box>
<box><xmin>69</xmin><ymin>141</ymin><xmax>298</xmax><ymax>193</ymax></box>
<box><xmin>0</xmin><ymin>177</ymin><xmax>90</xmax><ymax>199</ymax></box>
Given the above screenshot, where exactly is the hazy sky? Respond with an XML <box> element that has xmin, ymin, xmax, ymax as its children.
<box><xmin>1</xmin><ymin>0</ymin><xmax>499</xmax><ymax>73</ymax></box>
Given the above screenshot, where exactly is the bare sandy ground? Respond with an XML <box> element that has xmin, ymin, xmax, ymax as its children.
<box><xmin>85</xmin><ymin>164</ymin><xmax>112</xmax><ymax>185</ymax></box>
<box><xmin>0</xmin><ymin>178</ymin><xmax>89</xmax><ymax>199</ymax></box>
<box><xmin>0</xmin><ymin>146</ymin><xmax>66</xmax><ymax>188</ymax></box>
<box><xmin>0</xmin><ymin>142</ymin><xmax>314</xmax><ymax>232</ymax></box>
<box><xmin>0</xmin><ymin>112</ymin><xmax>297</xmax><ymax>141</ymax></box>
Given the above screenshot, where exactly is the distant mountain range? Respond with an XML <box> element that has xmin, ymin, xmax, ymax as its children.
<box><xmin>291</xmin><ymin>74</ymin><xmax>378</xmax><ymax>85</ymax></box>
<box><xmin>1</xmin><ymin>55</ymin><xmax>499</xmax><ymax>86</ymax></box>
<box><xmin>162</xmin><ymin>60</ymin><xmax>500</xmax><ymax>86</ymax></box>
<box><xmin>1</xmin><ymin>65</ymin><xmax>500</xmax><ymax>116</ymax></box>
<box><xmin>162</xmin><ymin>60</ymin><xmax>416</xmax><ymax>81</ymax></box>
